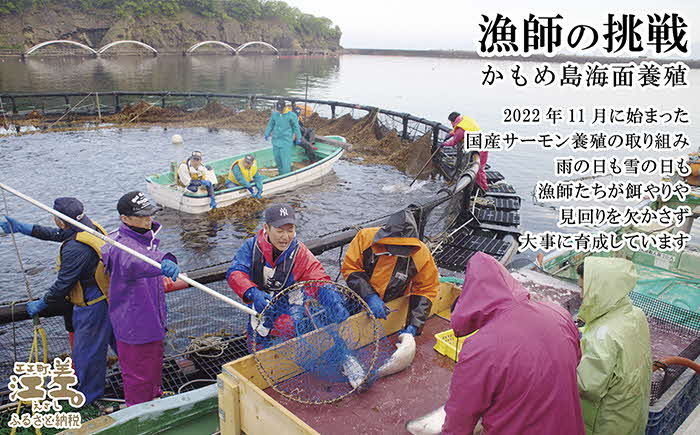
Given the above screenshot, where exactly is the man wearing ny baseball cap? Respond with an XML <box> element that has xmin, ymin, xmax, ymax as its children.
<box><xmin>102</xmin><ymin>191</ymin><xmax>180</xmax><ymax>406</ymax></box>
<box><xmin>0</xmin><ymin>197</ymin><xmax>115</xmax><ymax>405</ymax></box>
<box><xmin>226</xmin><ymin>203</ymin><xmax>347</xmax><ymax>349</ymax></box>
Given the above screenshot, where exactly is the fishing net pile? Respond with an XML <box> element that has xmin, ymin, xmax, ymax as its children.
<box><xmin>307</xmin><ymin>109</ymin><xmax>435</xmax><ymax>174</ymax></box>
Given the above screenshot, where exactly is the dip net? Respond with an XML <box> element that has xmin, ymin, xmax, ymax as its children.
<box><xmin>253</xmin><ymin>280</ymin><xmax>383</xmax><ymax>404</ymax></box>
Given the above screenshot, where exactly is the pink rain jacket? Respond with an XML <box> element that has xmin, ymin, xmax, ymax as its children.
<box><xmin>442</xmin><ymin>253</ymin><xmax>585</xmax><ymax>435</ymax></box>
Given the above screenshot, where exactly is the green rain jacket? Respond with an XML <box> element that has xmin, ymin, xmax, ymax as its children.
<box><xmin>264</xmin><ymin>110</ymin><xmax>301</xmax><ymax>149</ymax></box>
<box><xmin>577</xmin><ymin>257</ymin><xmax>652</xmax><ymax>435</ymax></box>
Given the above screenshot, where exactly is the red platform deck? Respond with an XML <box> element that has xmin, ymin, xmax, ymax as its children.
<box><xmin>266</xmin><ymin>316</ymin><xmax>456</xmax><ymax>434</ymax></box>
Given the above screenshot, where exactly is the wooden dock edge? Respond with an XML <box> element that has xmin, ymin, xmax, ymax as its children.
<box><xmin>217</xmin><ymin>282</ymin><xmax>461</xmax><ymax>435</ymax></box>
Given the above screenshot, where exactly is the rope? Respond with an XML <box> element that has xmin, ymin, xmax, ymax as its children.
<box><xmin>47</xmin><ymin>93</ymin><xmax>93</xmax><ymax>130</ymax></box>
<box><xmin>124</xmin><ymin>92</ymin><xmax>172</xmax><ymax>125</ymax></box>
<box><xmin>177</xmin><ymin>379</ymin><xmax>215</xmax><ymax>394</ymax></box>
<box><xmin>2</xmin><ymin>190</ymin><xmax>49</xmax><ymax>435</ymax></box>
<box><xmin>1</xmin><ymin>190</ymin><xmax>34</xmax><ymax>300</ymax></box>
<box><xmin>10</xmin><ymin>301</ymin><xmax>17</xmax><ymax>361</ymax></box>
<box><xmin>184</xmin><ymin>331</ymin><xmax>231</xmax><ymax>358</ymax></box>
<box><xmin>0</xmin><ymin>96</ymin><xmax>8</xmax><ymax>131</ymax></box>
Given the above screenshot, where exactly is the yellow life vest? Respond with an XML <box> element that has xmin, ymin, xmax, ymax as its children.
<box><xmin>227</xmin><ymin>158</ymin><xmax>258</xmax><ymax>185</ymax></box>
<box><xmin>176</xmin><ymin>159</ymin><xmax>203</xmax><ymax>187</ymax></box>
<box><xmin>56</xmin><ymin>222</ymin><xmax>110</xmax><ymax>307</ymax></box>
<box><xmin>452</xmin><ymin>116</ymin><xmax>480</xmax><ymax>135</ymax></box>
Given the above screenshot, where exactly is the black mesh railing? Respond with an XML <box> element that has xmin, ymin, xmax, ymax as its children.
<box><xmin>0</xmin><ymin>92</ymin><xmax>453</xmax><ymax>145</ymax></box>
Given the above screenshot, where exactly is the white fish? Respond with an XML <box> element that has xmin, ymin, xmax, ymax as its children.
<box><xmin>406</xmin><ymin>405</ymin><xmax>484</xmax><ymax>435</ymax></box>
<box><xmin>377</xmin><ymin>332</ymin><xmax>416</xmax><ymax>377</ymax></box>
<box><xmin>405</xmin><ymin>405</ymin><xmax>446</xmax><ymax>435</ymax></box>
<box><xmin>342</xmin><ymin>355</ymin><xmax>366</xmax><ymax>389</ymax></box>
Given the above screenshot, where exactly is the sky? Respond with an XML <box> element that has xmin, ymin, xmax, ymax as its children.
<box><xmin>284</xmin><ymin>0</ymin><xmax>698</xmax><ymax>57</ymax></box>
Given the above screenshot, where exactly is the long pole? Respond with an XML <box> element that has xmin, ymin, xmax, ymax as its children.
<box><xmin>409</xmin><ymin>143</ymin><xmax>444</xmax><ymax>187</ymax></box>
<box><xmin>0</xmin><ymin>182</ymin><xmax>257</xmax><ymax>317</ymax></box>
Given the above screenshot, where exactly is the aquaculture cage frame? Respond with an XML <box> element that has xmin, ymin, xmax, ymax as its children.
<box><xmin>0</xmin><ymin>91</ymin><xmax>453</xmax><ymax>146</ymax></box>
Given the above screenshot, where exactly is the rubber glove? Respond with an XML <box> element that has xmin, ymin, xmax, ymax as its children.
<box><xmin>400</xmin><ymin>325</ymin><xmax>418</xmax><ymax>336</ymax></box>
<box><xmin>160</xmin><ymin>259</ymin><xmax>180</xmax><ymax>280</ymax></box>
<box><xmin>209</xmin><ymin>197</ymin><xmax>217</xmax><ymax>209</ymax></box>
<box><xmin>246</xmin><ymin>187</ymin><xmax>256</xmax><ymax>197</ymax></box>
<box><xmin>295</xmin><ymin>138</ymin><xmax>302</xmax><ymax>145</ymax></box>
<box><xmin>201</xmin><ymin>180</ymin><xmax>212</xmax><ymax>187</ymax></box>
<box><xmin>26</xmin><ymin>299</ymin><xmax>48</xmax><ymax>317</ymax></box>
<box><xmin>1</xmin><ymin>216</ymin><xmax>33</xmax><ymax>236</ymax></box>
<box><xmin>264</xmin><ymin>134</ymin><xmax>270</xmax><ymax>141</ymax></box>
<box><xmin>245</xmin><ymin>287</ymin><xmax>272</xmax><ymax>313</ymax></box>
<box><xmin>318</xmin><ymin>284</ymin><xmax>349</xmax><ymax>323</ymax></box>
<box><xmin>365</xmin><ymin>293</ymin><xmax>388</xmax><ymax>320</ymax></box>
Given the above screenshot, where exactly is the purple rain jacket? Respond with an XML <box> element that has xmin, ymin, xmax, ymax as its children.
<box><xmin>102</xmin><ymin>222</ymin><xmax>176</xmax><ymax>344</ymax></box>
<box><xmin>443</xmin><ymin>253</ymin><xmax>584</xmax><ymax>435</ymax></box>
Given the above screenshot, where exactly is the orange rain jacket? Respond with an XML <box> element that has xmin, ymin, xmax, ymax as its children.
<box><xmin>341</xmin><ymin>209</ymin><xmax>439</xmax><ymax>334</ymax></box>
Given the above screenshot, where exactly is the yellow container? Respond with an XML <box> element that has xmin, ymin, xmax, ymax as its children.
<box><xmin>434</xmin><ymin>329</ymin><xmax>478</xmax><ymax>362</ymax></box>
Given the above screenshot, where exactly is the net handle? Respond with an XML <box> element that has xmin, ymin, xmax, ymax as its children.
<box><xmin>0</xmin><ymin>182</ymin><xmax>257</xmax><ymax>316</ymax></box>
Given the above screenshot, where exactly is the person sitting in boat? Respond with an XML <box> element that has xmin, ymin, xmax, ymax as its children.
<box><xmin>226</xmin><ymin>203</ymin><xmax>347</xmax><ymax>350</ymax></box>
<box><xmin>576</xmin><ymin>258</ymin><xmax>651</xmax><ymax>434</ymax></box>
<box><xmin>441</xmin><ymin>252</ymin><xmax>585</xmax><ymax>435</ymax></box>
<box><xmin>177</xmin><ymin>150</ymin><xmax>216</xmax><ymax>209</ymax></box>
<box><xmin>226</xmin><ymin>154</ymin><xmax>264</xmax><ymax>199</ymax></box>
<box><xmin>102</xmin><ymin>191</ymin><xmax>181</xmax><ymax>407</ymax></box>
<box><xmin>341</xmin><ymin>208</ymin><xmax>439</xmax><ymax>336</ymax></box>
<box><xmin>264</xmin><ymin>99</ymin><xmax>302</xmax><ymax>176</ymax></box>
<box><xmin>292</xmin><ymin>105</ymin><xmax>319</xmax><ymax>162</ymax></box>
<box><xmin>0</xmin><ymin>198</ymin><xmax>116</xmax><ymax>406</ymax></box>
<box><xmin>442</xmin><ymin>112</ymin><xmax>488</xmax><ymax>194</ymax></box>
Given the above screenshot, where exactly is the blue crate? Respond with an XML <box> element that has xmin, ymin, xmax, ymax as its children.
<box><xmin>646</xmin><ymin>362</ymin><xmax>700</xmax><ymax>435</ymax></box>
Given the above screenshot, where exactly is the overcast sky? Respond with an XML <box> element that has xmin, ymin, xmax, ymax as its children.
<box><xmin>284</xmin><ymin>0</ymin><xmax>697</xmax><ymax>56</ymax></box>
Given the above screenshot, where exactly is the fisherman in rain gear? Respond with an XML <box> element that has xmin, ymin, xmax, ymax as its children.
<box><xmin>102</xmin><ymin>191</ymin><xmax>181</xmax><ymax>406</ymax></box>
<box><xmin>442</xmin><ymin>252</ymin><xmax>585</xmax><ymax>435</ymax></box>
<box><xmin>292</xmin><ymin>105</ymin><xmax>319</xmax><ymax>162</ymax></box>
<box><xmin>0</xmin><ymin>198</ymin><xmax>116</xmax><ymax>405</ymax></box>
<box><xmin>264</xmin><ymin>99</ymin><xmax>302</xmax><ymax>175</ymax></box>
<box><xmin>341</xmin><ymin>208</ymin><xmax>439</xmax><ymax>336</ymax></box>
<box><xmin>227</xmin><ymin>203</ymin><xmax>347</xmax><ymax>350</ymax></box>
<box><xmin>177</xmin><ymin>150</ymin><xmax>217</xmax><ymax>209</ymax></box>
<box><xmin>576</xmin><ymin>257</ymin><xmax>652</xmax><ymax>435</ymax></box>
<box><xmin>442</xmin><ymin>112</ymin><xmax>488</xmax><ymax>192</ymax></box>
<box><xmin>226</xmin><ymin>154</ymin><xmax>264</xmax><ymax>198</ymax></box>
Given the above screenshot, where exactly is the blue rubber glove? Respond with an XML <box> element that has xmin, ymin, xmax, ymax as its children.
<box><xmin>160</xmin><ymin>259</ymin><xmax>180</xmax><ymax>280</ymax></box>
<box><xmin>245</xmin><ymin>287</ymin><xmax>272</xmax><ymax>313</ymax></box>
<box><xmin>1</xmin><ymin>216</ymin><xmax>33</xmax><ymax>236</ymax></box>
<box><xmin>26</xmin><ymin>299</ymin><xmax>48</xmax><ymax>317</ymax></box>
<box><xmin>264</xmin><ymin>135</ymin><xmax>270</xmax><ymax>141</ymax></box>
<box><xmin>400</xmin><ymin>325</ymin><xmax>418</xmax><ymax>336</ymax></box>
<box><xmin>318</xmin><ymin>285</ymin><xmax>349</xmax><ymax>323</ymax></box>
<box><xmin>201</xmin><ymin>180</ymin><xmax>212</xmax><ymax>188</ymax></box>
<box><xmin>365</xmin><ymin>293</ymin><xmax>388</xmax><ymax>320</ymax></box>
<box><xmin>295</xmin><ymin>138</ymin><xmax>302</xmax><ymax>145</ymax></box>
<box><xmin>247</xmin><ymin>187</ymin><xmax>256</xmax><ymax>197</ymax></box>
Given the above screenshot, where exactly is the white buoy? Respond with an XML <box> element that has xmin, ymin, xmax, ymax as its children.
<box><xmin>171</xmin><ymin>134</ymin><xmax>183</xmax><ymax>144</ymax></box>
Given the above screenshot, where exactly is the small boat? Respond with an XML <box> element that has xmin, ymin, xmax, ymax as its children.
<box><xmin>146</xmin><ymin>136</ymin><xmax>346</xmax><ymax>214</ymax></box>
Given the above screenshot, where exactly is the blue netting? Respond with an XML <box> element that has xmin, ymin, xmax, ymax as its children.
<box><xmin>253</xmin><ymin>280</ymin><xmax>388</xmax><ymax>404</ymax></box>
